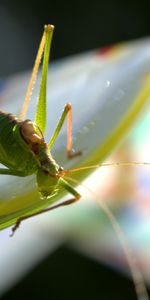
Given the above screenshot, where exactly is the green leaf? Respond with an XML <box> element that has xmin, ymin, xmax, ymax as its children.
<box><xmin>1</xmin><ymin>38</ymin><xmax>150</xmax><ymax>230</ymax></box>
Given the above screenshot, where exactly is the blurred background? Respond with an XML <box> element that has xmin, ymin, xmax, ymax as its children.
<box><xmin>0</xmin><ymin>0</ymin><xmax>150</xmax><ymax>299</ymax></box>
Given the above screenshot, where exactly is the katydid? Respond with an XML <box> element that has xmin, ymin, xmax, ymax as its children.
<box><xmin>0</xmin><ymin>25</ymin><xmax>82</xmax><ymax>235</ymax></box>
<box><xmin>0</xmin><ymin>24</ymin><xmax>149</xmax><ymax>233</ymax></box>
<box><xmin>0</xmin><ymin>25</ymin><xmax>149</xmax><ymax>300</ymax></box>
<box><xmin>0</xmin><ymin>24</ymin><xmax>149</xmax><ymax>234</ymax></box>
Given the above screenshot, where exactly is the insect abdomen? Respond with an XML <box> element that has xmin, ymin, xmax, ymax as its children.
<box><xmin>0</xmin><ymin>111</ymin><xmax>38</xmax><ymax>175</ymax></box>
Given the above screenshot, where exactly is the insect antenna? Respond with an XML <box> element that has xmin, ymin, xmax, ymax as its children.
<box><xmin>63</xmin><ymin>161</ymin><xmax>150</xmax><ymax>174</ymax></box>
<box><xmin>19</xmin><ymin>26</ymin><xmax>47</xmax><ymax>120</ymax></box>
<box><xmin>64</xmin><ymin>175</ymin><xmax>149</xmax><ymax>300</ymax></box>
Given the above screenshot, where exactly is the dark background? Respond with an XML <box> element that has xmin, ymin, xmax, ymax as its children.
<box><xmin>1</xmin><ymin>0</ymin><xmax>150</xmax><ymax>299</ymax></box>
<box><xmin>2</xmin><ymin>246</ymin><xmax>138</xmax><ymax>300</ymax></box>
<box><xmin>0</xmin><ymin>0</ymin><xmax>150</xmax><ymax>76</ymax></box>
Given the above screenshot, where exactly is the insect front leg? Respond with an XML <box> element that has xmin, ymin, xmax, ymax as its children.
<box><xmin>48</xmin><ymin>103</ymin><xmax>82</xmax><ymax>159</ymax></box>
<box><xmin>10</xmin><ymin>178</ymin><xmax>81</xmax><ymax>237</ymax></box>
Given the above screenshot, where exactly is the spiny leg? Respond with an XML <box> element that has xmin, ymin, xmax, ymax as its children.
<box><xmin>10</xmin><ymin>178</ymin><xmax>81</xmax><ymax>237</ymax></box>
<box><xmin>19</xmin><ymin>26</ymin><xmax>46</xmax><ymax>120</ymax></box>
<box><xmin>35</xmin><ymin>25</ymin><xmax>54</xmax><ymax>134</ymax></box>
<box><xmin>48</xmin><ymin>103</ymin><xmax>82</xmax><ymax>159</ymax></box>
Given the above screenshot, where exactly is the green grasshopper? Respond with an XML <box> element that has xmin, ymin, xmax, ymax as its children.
<box><xmin>0</xmin><ymin>25</ymin><xmax>82</xmax><ymax>235</ymax></box>
<box><xmin>0</xmin><ymin>26</ymin><xmax>149</xmax><ymax>300</ymax></box>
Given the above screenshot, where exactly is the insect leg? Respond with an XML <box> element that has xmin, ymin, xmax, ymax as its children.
<box><xmin>0</xmin><ymin>168</ymin><xmax>26</xmax><ymax>176</ymax></box>
<box><xmin>35</xmin><ymin>25</ymin><xmax>54</xmax><ymax>134</ymax></box>
<box><xmin>59</xmin><ymin>177</ymin><xmax>81</xmax><ymax>200</ymax></box>
<box><xmin>10</xmin><ymin>178</ymin><xmax>80</xmax><ymax>236</ymax></box>
<box><xmin>19</xmin><ymin>27</ymin><xmax>46</xmax><ymax>120</ymax></box>
<box><xmin>48</xmin><ymin>103</ymin><xmax>82</xmax><ymax>159</ymax></box>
